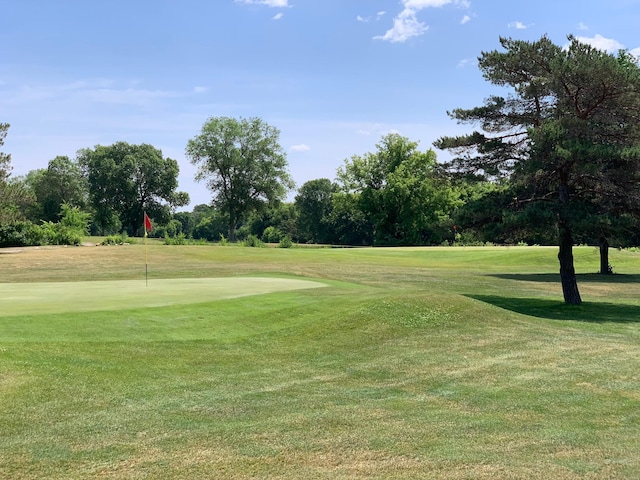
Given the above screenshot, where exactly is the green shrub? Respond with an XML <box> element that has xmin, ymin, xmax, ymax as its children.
<box><xmin>164</xmin><ymin>232</ymin><xmax>187</xmax><ymax>245</ymax></box>
<box><xmin>0</xmin><ymin>221</ymin><xmax>43</xmax><ymax>247</ymax></box>
<box><xmin>39</xmin><ymin>204</ymin><xmax>91</xmax><ymax>246</ymax></box>
<box><xmin>243</xmin><ymin>234</ymin><xmax>265</xmax><ymax>248</ymax></box>
<box><xmin>279</xmin><ymin>236</ymin><xmax>293</xmax><ymax>248</ymax></box>
<box><xmin>262</xmin><ymin>226</ymin><xmax>283</xmax><ymax>243</ymax></box>
<box><xmin>101</xmin><ymin>232</ymin><xmax>130</xmax><ymax>246</ymax></box>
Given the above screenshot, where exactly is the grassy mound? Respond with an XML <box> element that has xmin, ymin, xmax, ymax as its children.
<box><xmin>0</xmin><ymin>244</ymin><xmax>639</xmax><ymax>478</ymax></box>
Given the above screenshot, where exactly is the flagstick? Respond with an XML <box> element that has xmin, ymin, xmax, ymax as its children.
<box><xmin>144</xmin><ymin>228</ymin><xmax>149</xmax><ymax>287</ymax></box>
<box><xmin>143</xmin><ymin>212</ymin><xmax>152</xmax><ymax>287</ymax></box>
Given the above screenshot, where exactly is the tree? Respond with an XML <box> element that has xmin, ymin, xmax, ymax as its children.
<box><xmin>244</xmin><ymin>202</ymin><xmax>298</xmax><ymax>242</ymax></box>
<box><xmin>295</xmin><ymin>178</ymin><xmax>337</xmax><ymax>244</ymax></box>
<box><xmin>435</xmin><ymin>35</ymin><xmax>640</xmax><ymax>304</ymax></box>
<box><xmin>186</xmin><ymin>117</ymin><xmax>294</xmax><ymax>242</ymax></box>
<box><xmin>25</xmin><ymin>156</ymin><xmax>88</xmax><ymax>222</ymax></box>
<box><xmin>327</xmin><ymin>192</ymin><xmax>373</xmax><ymax>246</ymax></box>
<box><xmin>338</xmin><ymin>133</ymin><xmax>459</xmax><ymax>246</ymax></box>
<box><xmin>0</xmin><ymin>123</ymin><xmax>11</xmax><ymax>184</ymax></box>
<box><xmin>78</xmin><ymin>142</ymin><xmax>189</xmax><ymax>235</ymax></box>
<box><xmin>0</xmin><ymin>124</ymin><xmax>37</xmax><ymax>225</ymax></box>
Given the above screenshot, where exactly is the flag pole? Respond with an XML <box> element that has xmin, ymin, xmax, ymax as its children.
<box><xmin>144</xmin><ymin>223</ymin><xmax>148</xmax><ymax>287</ymax></box>
<box><xmin>143</xmin><ymin>212</ymin><xmax>152</xmax><ymax>287</ymax></box>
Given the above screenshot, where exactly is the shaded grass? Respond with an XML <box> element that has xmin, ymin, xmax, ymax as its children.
<box><xmin>0</xmin><ymin>244</ymin><xmax>639</xmax><ymax>478</ymax></box>
<box><xmin>469</xmin><ymin>295</ymin><xmax>640</xmax><ymax>324</ymax></box>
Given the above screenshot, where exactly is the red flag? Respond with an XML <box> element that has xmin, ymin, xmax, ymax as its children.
<box><xmin>144</xmin><ymin>212</ymin><xmax>153</xmax><ymax>234</ymax></box>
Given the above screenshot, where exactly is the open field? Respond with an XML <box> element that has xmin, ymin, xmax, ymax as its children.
<box><xmin>1</xmin><ymin>243</ymin><xmax>639</xmax><ymax>479</ymax></box>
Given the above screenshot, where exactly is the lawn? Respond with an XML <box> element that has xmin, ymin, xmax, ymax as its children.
<box><xmin>0</xmin><ymin>243</ymin><xmax>639</xmax><ymax>479</ymax></box>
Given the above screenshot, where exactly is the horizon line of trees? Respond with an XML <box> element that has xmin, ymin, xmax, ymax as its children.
<box><xmin>2</xmin><ymin>127</ymin><xmax>638</xmax><ymax>249</ymax></box>
<box><xmin>1</xmin><ymin>35</ymin><xmax>640</xmax><ymax>304</ymax></box>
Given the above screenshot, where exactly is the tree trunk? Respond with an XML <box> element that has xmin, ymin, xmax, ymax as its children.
<box><xmin>557</xmin><ymin>179</ymin><xmax>582</xmax><ymax>305</ymax></box>
<box><xmin>599</xmin><ymin>236</ymin><xmax>611</xmax><ymax>275</ymax></box>
<box><xmin>228</xmin><ymin>207</ymin><xmax>236</xmax><ymax>243</ymax></box>
<box><xmin>558</xmin><ymin>220</ymin><xmax>582</xmax><ymax>304</ymax></box>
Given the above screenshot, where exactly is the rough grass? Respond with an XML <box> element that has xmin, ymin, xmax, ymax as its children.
<box><xmin>0</xmin><ymin>243</ymin><xmax>639</xmax><ymax>479</ymax></box>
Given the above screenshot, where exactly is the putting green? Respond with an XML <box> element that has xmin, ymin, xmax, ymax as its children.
<box><xmin>0</xmin><ymin>277</ymin><xmax>327</xmax><ymax>317</ymax></box>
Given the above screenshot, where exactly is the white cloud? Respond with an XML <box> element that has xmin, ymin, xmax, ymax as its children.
<box><xmin>374</xmin><ymin>13</ymin><xmax>428</xmax><ymax>43</ymax></box>
<box><xmin>290</xmin><ymin>144</ymin><xmax>310</xmax><ymax>152</ymax></box>
<box><xmin>508</xmin><ymin>21</ymin><xmax>528</xmax><ymax>30</ymax></box>
<box><xmin>570</xmin><ymin>35</ymin><xmax>639</xmax><ymax>62</ymax></box>
<box><xmin>235</xmin><ymin>0</ymin><xmax>289</xmax><ymax>7</ymax></box>
<box><xmin>578</xmin><ymin>21</ymin><xmax>588</xmax><ymax>31</ymax></box>
<box><xmin>461</xmin><ymin>14</ymin><xmax>471</xmax><ymax>24</ymax></box>
<box><xmin>357</xmin><ymin>15</ymin><xmax>369</xmax><ymax>23</ymax></box>
<box><xmin>377</xmin><ymin>11</ymin><xmax>387</xmax><ymax>18</ymax></box>
<box><xmin>273</xmin><ymin>12</ymin><xmax>284</xmax><ymax>20</ymax></box>
<box><xmin>575</xmin><ymin>34</ymin><xmax>624</xmax><ymax>53</ymax></box>
<box><xmin>374</xmin><ymin>0</ymin><xmax>470</xmax><ymax>43</ymax></box>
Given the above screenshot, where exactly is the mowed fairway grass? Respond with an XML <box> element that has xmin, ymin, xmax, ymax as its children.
<box><xmin>1</xmin><ymin>243</ymin><xmax>639</xmax><ymax>479</ymax></box>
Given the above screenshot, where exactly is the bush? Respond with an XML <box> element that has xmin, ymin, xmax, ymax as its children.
<box><xmin>0</xmin><ymin>221</ymin><xmax>43</xmax><ymax>247</ymax></box>
<box><xmin>243</xmin><ymin>234</ymin><xmax>265</xmax><ymax>248</ymax></box>
<box><xmin>262</xmin><ymin>226</ymin><xmax>283</xmax><ymax>243</ymax></box>
<box><xmin>279</xmin><ymin>236</ymin><xmax>293</xmax><ymax>248</ymax></box>
<box><xmin>101</xmin><ymin>232</ymin><xmax>130</xmax><ymax>245</ymax></box>
<box><xmin>164</xmin><ymin>232</ymin><xmax>187</xmax><ymax>245</ymax></box>
<box><xmin>39</xmin><ymin>204</ymin><xmax>91</xmax><ymax>246</ymax></box>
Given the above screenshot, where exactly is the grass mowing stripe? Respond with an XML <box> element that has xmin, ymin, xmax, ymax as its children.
<box><xmin>0</xmin><ymin>286</ymin><xmax>362</xmax><ymax>342</ymax></box>
<box><xmin>0</xmin><ymin>244</ymin><xmax>639</xmax><ymax>478</ymax></box>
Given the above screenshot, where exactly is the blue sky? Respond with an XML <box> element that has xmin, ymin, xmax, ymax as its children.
<box><xmin>2</xmin><ymin>0</ymin><xmax>639</xmax><ymax>208</ymax></box>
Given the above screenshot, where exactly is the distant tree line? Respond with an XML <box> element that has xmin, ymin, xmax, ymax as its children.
<box><xmin>1</xmin><ymin>35</ymin><xmax>639</xmax><ymax>303</ymax></box>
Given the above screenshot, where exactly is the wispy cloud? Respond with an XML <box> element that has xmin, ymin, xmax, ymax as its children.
<box><xmin>3</xmin><ymin>79</ymin><xmax>204</xmax><ymax>109</ymax></box>
<box><xmin>273</xmin><ymin>12</ymin><xmax>284</xmax><ymax>20</ymax></box>
<box><xmin>374</xmin><ymin>0</ymin><xmax>470</xmax><ymax>43</ymax></box>
<box><xmin>290</xmin><ymin>144</ymin><xmax>310</xmax><ymax>152</ymax></box>
<box><xmin>508</xmin><ymin>21</ymin><xmax>529</xmax><ymax>30</ymax></box>
<box><xmin>358</xmin><ymin>11</ymin><xmax>388</xmax><ymax>23</ymax></box>
<box><xmin>578</xmin><ymin>21</ymin><xmax>588</xmax><ymax>31</ymax></box>
<box><xmin>461</xmin><ymin>14</ymin><xmax>471</xmax><ymax>24</ymax></box>
<box><xmin>457</xmin><ymin>58</ymin><xmax>475</xmax><ymax>68</ymax></box>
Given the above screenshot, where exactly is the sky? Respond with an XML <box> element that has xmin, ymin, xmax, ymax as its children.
<box><xmin>2</xmin><ymin>0</ymin><xmax>640</xmax><ymax>208</ymax></box>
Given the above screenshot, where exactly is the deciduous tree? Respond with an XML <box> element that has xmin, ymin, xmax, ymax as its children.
<box><xmin>339</xmin><ymin>133</ymin><xmax>459</xmax><ymax>246</ymax></box>
<box><xmin>0</xmin><ymin>123</ymin><xmax>11</xmax><ymax>184</ymax></box>
<box><xmin>295</xmin><ymin>178</ymin><xmax>337</xmax><ymax>244</ymax></box>
<box><xmin>25</xmin><ymin>156</ymin><xmax>88</xmax><ymax>222</ymax></box>
<box><xmin>186</xmin><ymin>117</ymin><xmax>294</xmax><ymax>242</ymax></box>
<box><xmin>78</xmin><ymin>142</ymin><xmax>189</xmax><ymax>235</ymax></box>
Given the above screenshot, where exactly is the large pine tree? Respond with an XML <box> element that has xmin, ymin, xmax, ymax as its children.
<box><xmin>435</xmin><ymin>36</ymin><xmax>640</xmax><ymax>304</ymax></box>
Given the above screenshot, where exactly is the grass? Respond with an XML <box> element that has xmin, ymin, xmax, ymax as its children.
<box><xmin>0</xmin><ymin>243</ymin><xmax>639</xmax><ymax>478</ymax></box>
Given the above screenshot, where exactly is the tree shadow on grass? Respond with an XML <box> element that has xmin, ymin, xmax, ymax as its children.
<box><xmin>466</xmin><ymin>295</ymin><xmax>640</xmax><ymax>323</ymax></box>
<box><xmin>489</xmin><ymin>273</ymin><xmax>640</xmax><ymax>284</ymax></box>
